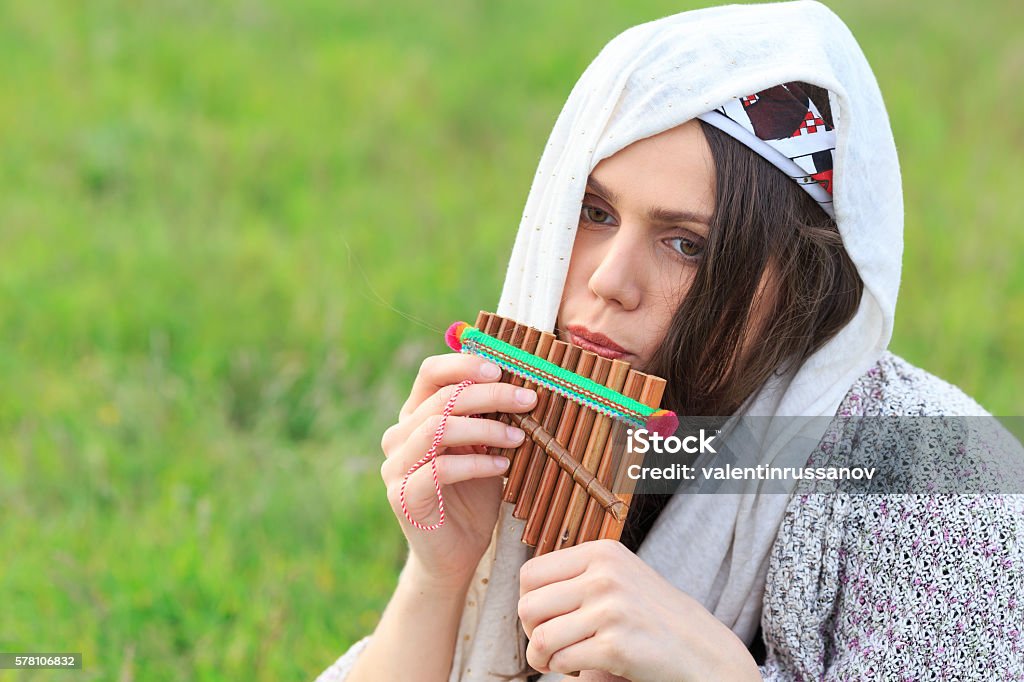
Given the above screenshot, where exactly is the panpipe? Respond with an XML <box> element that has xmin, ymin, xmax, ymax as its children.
<box><xmin>445</xmin><ymin>311</ymin><xmax>678</xmax><ymax>557</ymax></box>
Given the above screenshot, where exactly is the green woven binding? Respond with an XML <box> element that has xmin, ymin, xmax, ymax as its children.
<box><xmin>460</xmin><ymin>326</ymin><xmax>656</xmax><ymax>422</ymax></box>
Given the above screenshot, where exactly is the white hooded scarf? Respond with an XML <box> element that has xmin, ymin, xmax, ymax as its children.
<box><xmin>449</xmin><ymin>2</ymin><xmax>903</xmax><ymax>679</ymax></box>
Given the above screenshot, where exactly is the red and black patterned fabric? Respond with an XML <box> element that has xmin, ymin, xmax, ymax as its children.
<box><xmin>697</xmin><ymin>81</ymin><xmax>837</xmax><ymax>217</ymax></box>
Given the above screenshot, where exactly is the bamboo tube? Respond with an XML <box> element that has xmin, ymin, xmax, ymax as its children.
<box><xmin>506</xmin><ymin>413</ymin><xmax>626</xmax><ymax>522</ymax></box>
<box><xmin>494</xmin><ymin>325</ymin><xmax>539</xmax><ymax>461</ymax></box>
<box><xmin>522</xmin><ymin>350</ymin><xmax>597</xmax><ymax>546</ymax></box>
<box><xmin>513</xmin><ymin>342</ymin><xmax>580</xmax><ymax>521</ymax></box>
<box><xmin>534</xmin><ymin>355</ymin><xmax>612</xmax><ymax>555</ymax></box>
<box><xmin>495</xmin><ymin>321</ymin><xmax>527</xmax><ymax>426</ymax></box>
<box><xmin>503</xmin><ymin>331</ymin><xmax>557</xmax><ymax>502</ymax></box>
<box><xmin>479</xmin><ymin>313</ymin><xmax>504</xmax><ymax>425</ymax></box>
<box><xmin>577</xmin><ymin>371</ymin><xmax>647</xmax><ymax>543</ymax></box>
<box><xmin>495</xmin><ymin>318</ymin><xmax>516</xmax><ymax>374</ymax></box>
<box><xmin>598</xmin><ymin>375</ymin><xmax>667</xmax><ymax>541</ymax></box>
<box><xmin>553</xmin><ymin>358</ymin><xmax>629</xmax><ymax>550</ymax></box>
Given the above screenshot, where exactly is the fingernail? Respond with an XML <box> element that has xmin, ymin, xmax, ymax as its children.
<box><xmin>515</xmin><ymin>388</ymin><xmax>536</xmax><ymax>405</ymax></box>
<box><xmin>480</xmin><ymin>362</ymin><xmax>501</xmax><ymax>379</ymax></box>
<box><xmin>506</xmin><ymin>426</ymin><xmax>525</xmax><ymax>443</ymax></box>
<box><xmin>493</xmin><ymin>456</ymin><xmax>510</xmax><ymax>471</ymax></box>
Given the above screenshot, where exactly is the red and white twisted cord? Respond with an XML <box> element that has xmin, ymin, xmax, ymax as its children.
<box><xmin>399</xmin><ymin>379</ymin><xmax>474</xmax><ymax>531</ymax></box>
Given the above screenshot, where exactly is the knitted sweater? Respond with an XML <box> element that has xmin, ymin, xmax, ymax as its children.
<box><xmin>316</xmin><ymin>352</ymin><xmax>1024</xmax><ymax>681</ymax></box>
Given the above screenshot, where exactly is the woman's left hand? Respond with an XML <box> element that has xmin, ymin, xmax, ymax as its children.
<box><xmin>518</xmin><ymin>539</ymin><xmax>762</xmax><ymax>682</ymax></box>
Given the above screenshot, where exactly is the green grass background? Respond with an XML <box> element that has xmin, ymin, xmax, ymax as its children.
<box><xmin>0</xmin><ymin>0</ymin><xmax>1020</xmax><ymax>679</ymax></box>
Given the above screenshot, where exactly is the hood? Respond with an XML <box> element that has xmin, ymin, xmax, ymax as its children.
<box><xmin>498</xmin><ymin>0</ymin><xmax>902</xmax><ymax>403</ymax></box>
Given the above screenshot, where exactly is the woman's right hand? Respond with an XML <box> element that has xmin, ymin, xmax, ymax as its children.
<box><xmin>380</xmin><ymin>353</ymin><xmax>538</xmax><ymax>591</ymax></box>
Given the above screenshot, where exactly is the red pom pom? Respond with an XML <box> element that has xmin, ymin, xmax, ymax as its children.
<box><xmin>445</xmin><ymin>322</ymin><xmax>469</xmax><ymax>352</ymax></box>
<box><xmin>645</xmin><ymin>410</ymin><xmax>678</xmax><ymax>438</ymax></box>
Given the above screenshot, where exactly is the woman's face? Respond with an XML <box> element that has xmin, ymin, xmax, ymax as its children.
<box><xmin>556</xmin><ymin>119</ymin><xmax>716</xmax><ymax>369</ymax></box>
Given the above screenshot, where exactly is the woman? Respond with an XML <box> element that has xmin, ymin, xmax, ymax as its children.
<box><xmin>319</xmin><ymin>2</ymin><xmax>1024</xmax><ymax>680</ymax></box>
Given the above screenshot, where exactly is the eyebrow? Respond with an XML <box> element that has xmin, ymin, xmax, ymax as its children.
<box><xmin>586</xmin><ymin>175</ymin><xmax>712</xmax><ymax>226</ymax></box>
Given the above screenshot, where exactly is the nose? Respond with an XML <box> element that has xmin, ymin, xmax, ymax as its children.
<box><xmin>586</xmin><ymin>227</ymin><xmax>644</xmax><ymax>311</ymax></box>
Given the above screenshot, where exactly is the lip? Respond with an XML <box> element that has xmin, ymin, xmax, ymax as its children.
<box><xmin>566</xmin><ymin>324</ymin><xmax>629</xmax><ymax>360</ymax></box>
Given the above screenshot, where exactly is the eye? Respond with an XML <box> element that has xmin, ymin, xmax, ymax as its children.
<box><xmin>668</xmin><ymin>236</ymin><xmax>705</xmax><ymax>259</ymax></box>
<box><xmin>581</xmin><ymin>205</ymin><xmax>615</xmax><ymax>225</ymax></box>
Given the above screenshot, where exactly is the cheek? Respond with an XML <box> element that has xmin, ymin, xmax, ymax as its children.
<box><xmin>637</xmin><ymin>274</ymin><xmax>693</xmax><ymax>357</ymax></box>
<box><xmin>561</xmin><ymin>259</ymin><xmax>584</xmax><ymax>304</ymax></box>
<box><xmin>649</xmin><ymin>267</ymin><xmax>693</xmax><ymax>315</ymax></box>
<box><xmin>562</xmin><ymin>235</ymin><xmax>599</xmax><ymax>295</ymax></box>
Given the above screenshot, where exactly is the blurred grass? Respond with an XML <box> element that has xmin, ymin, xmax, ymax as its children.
<box><xmin>0</xmin><ymin>0</ymin><xmax>1020</xmax><ymax>679</ymax></box>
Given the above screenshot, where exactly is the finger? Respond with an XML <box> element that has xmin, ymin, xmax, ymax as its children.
<box><xmin>401</xmin><ymin>452</ymin><xmax>511</xmax><ymax>502</ymax></box>
<box><xmin>399</xmin><ymin>354</ymin><xmax>503</xmax><ymax>420</ymax></box>
<box><xmin>519</xmin><ymin>542</ymin><xmax>599</xmax><ymax>597</ymax></box>
<box><xmin>392</xmin><ymin>451</ymin><xmax>511</xmax><ymax>525</ymax></box>
<box><xmin>381</xmin><ymin>415</ymin><xmax>526</xmax><ymax>480</ymax></box>
<box><xmin>405</xmin><ymin>380</ymin><xmax>537</xmax><ymax>427</ymax></box>
<box><xmin>518</xmin><ymin>575</ymin><xmax>586</xmax><ymax>636</ymax></box>
<box><xmin>385</xmin><ymin>381</ymin><xmax>537</xmax><ymax>456</ymax></box>
<box><xmin>525</xmin><ymin>610</ymin><xmax>598</xmax><ymax>675</ymax></box>
<box><xmin>519</xmin><ymin>540</ymin><xmax>631</xmax><ymax>597</ymax></box>
<box><xmin>539</xmin><ymin>633</ymin><xmax>625</xmax><ymax>678</ymax></box>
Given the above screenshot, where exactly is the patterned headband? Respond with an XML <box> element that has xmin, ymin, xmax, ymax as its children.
<box><xmin>696</xmin><ymin>81</ymin><xmax>837</xmax><ymax>218</ymax></box>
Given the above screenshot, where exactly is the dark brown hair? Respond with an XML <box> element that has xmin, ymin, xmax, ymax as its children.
<box><xmin>619</xmin><ymin>105</ymin><xmax>863</xmax><ymax>552</ymax></box>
